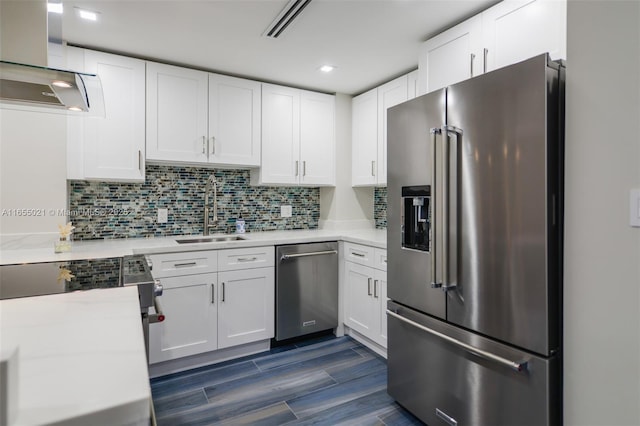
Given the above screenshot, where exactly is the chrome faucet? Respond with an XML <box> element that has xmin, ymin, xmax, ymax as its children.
<box><xmin>203</xmin><ymin>175</ymin><xmax>218</xmax><ymax>236</ymax></box>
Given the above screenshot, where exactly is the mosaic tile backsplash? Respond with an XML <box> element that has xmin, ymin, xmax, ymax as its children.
<box><xmin>68</xmin><ymin>165</ymin><xmax>320</xmax><ymax>240</ymax></box>
<box><xmin>374</xmin><ymin>187</ymin><xmax>387</xmax><ymax>229</ymax></box>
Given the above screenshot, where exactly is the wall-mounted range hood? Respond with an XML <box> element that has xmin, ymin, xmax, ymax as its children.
<box><xmin>0</xmin><ymin>0</ymin><xmax>103</xmax><ymax>112</ymax></box>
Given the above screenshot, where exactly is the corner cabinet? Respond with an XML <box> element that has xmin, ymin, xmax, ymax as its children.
<box><xmin>343</xmin><ymin>243</ymin><xmax>388</xmax><ymax>349</ymax></box>
<box><xmin>418</xmin><ymin>0</ymin><xmax>567</xmax><ymax>94</ymax></box>
<box><xmin>66</xmin><ymin>48</ymin><xmax>146</xmax><ymax>182</ymax></box>
<box><xmin>251</xmin><ymin>83</ymin><xmax>335</xmax><ymax>186</ymax></box>
<box><xmin>351</xmin><ymin>74</ymin><xmax>411</xmax><ymax>187</ymax></box>
<box><xmin>146</xmin><ymin>62</ymin><xmax>261</xmax><ymax>167</ymax></box>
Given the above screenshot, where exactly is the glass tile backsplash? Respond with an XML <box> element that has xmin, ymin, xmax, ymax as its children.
<box><xmin>68</xmin><ymin>165</ymin><xmax>319</xmax><ymax>240</ymax></box>
<box><xmin>374</xmin><ymin>187</ymin><xmax>387</xmax><ymax>229</ymax></box>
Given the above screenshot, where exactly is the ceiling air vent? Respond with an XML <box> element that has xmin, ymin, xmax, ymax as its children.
<box><xmin>263</xmin><ymin>0</ymin><xmax>313</xmax><ymax>39</ymax></box>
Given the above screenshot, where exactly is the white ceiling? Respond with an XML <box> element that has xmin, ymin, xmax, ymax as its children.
<box><xmin>61</xmin><ymin>0</ymin><xmax>498</xmax><ymax>95</ymax></box>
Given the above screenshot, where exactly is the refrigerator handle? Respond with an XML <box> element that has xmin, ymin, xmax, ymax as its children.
<box><xmin>442</xmin><ymin>126</ymin><xmax>462</xmax><ymax>292</ymax></box>
<box><xmin>429</xmin><ymin>127</ymin><xmax>442</xmax><ymax>289</ymax></box>
<box><xmin>386</xmin><ymin>309</ymin><xmax>529</xmax><ymax>373</ymax></box>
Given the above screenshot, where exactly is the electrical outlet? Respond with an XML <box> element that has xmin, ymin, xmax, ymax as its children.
<box><xmin>281</xmin><ymin>205</ymin><xmax>292</xmax><ymax>218</ymax></box>
<box><xmin>157</xmin><ymin>208</ymin><xmax>168</xmax><ymax>224</ymax></box>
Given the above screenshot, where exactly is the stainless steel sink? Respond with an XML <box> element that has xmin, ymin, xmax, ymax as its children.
<box><xmin>175</xmin><ymin>235</ymin><xmax>247</xmax><ymax>244</ymax></box>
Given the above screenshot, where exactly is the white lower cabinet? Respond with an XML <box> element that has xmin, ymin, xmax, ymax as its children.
<box><xmin>149</xmin><ymin>247</ymin><xmax>274</xmax><ymax>364</ymax></box>
<box><xmin>343</xmin><ymin>244</ymin><xmax>388</xmax><ymax>348</ymax></box>
<box><xmin>218</xmin><ymin>267</ymin><xmax>275</xmax><ymax>349</ymax></box>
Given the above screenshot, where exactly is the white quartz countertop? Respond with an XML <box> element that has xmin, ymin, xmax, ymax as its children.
<box><xmin>0</xmin><ymin>229</ymin><xmax>387</xmax><ymax>265</ymax></box>
<box><xmin>0</xmin><ymin>286</ymin><xmax>151</xmax><ymax>425</ymax></box>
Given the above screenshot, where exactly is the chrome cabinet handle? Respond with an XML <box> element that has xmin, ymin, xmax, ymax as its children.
<box><xmin>429</xmin><ymin>128</ymin><xmax>441</xmax><ymax>289</ymax></box>
<box><xmin>371</xmin><ymin>160</ymin><xmax>376</xmax><ymax>176</ymax></box>
<box><xmin>174</xmin><ymin>262</ymin><xmax>197</xmax><ymax>268</ymax></box>
<box><xmin>237</xmin><ymin>257</ymin><xmax>258</xmax><ymax>262</ymax></box>
<box><xmin>470</xmin><ymin>53</ymin><xmax>475</xmax><ymax>77</ymax></box>
<box><xmin>386</xmin><ymin>310</ymin><xmax>528</xmax><ymax>372</ymax></box>
<box><xmin>373</xmin><ymin>279</ymin><xmax>379</xmax><ymax>298</ymax></box>
<box><xmin>295</xmin><ymin>160</ymin><xmax>299</xmax><ymax>176</ymax></box>
<box><xmin>367</xmin><ymin>278</ymin><xmax>372</xmax><ymax>296</ymax></box>
<box><xmin>351</xmin><ymin>252</ymin><xmax>365</xmax><ymax>258</ymax></box>
<box><xmin>211</xmin><ymin>283</ymin><xmax>215</xmax><ymax>304</ymax></box>
<box><xmin>222</xmin><ymin>282</ymin><xmax>225</xmax><ymax>302</ymax></box>
<box><xmin>483</xmin><ymin>48</ymin><xmax>488</xmax><ymax>73</ymax></box>
<box><xmin>210</xmin><ymin>137</ymin><xmax>216</xmax><ymax>155</ymax></box>
<box><xmin>202</xmin><ymin>136</ymin><xmax>206</xmax><ymax>155</ymax></box>
<box><xmin>303</xmin><ymin>160</ymin><xmax>306</xmax><ymax>176</ymax></box>
<box><xmin>138</xmin><ymin>150</ymin><xmax>143</xmax><ymax>173</ymax></box>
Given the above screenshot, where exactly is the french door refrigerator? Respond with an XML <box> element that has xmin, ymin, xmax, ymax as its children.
<box><xmin>386</xmin><ymin>53</ymin><xmax>564</xmax><ymax>426</ymax></box>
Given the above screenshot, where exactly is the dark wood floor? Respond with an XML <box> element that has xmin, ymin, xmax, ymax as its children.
<box><xmin>151</xmin><ymin>335</ymin><xmax>425</xmax><ymax>425</ymax></box>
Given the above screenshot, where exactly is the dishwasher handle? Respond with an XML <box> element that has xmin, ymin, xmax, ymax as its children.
<box><xmin>280</xmin><ymin>250</ymin><xmax>338</xmax><ymax>261</ymax></box>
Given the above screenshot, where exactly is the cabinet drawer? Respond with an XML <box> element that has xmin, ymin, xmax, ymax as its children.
<box><xmin>218</xmin><ymin>246</ymin><xmax>275</xmax><ymax>271</ymax></box>
<box><xmin>374</xmin><ymin>248</ymin><xmax>387</xmax><ymax>271</ymax></box>
<box><xmin>343</xmin><ymin>242</ymin><xmax>375</xmax><ymax>267</ymax></box>
<box><xmin>148</xmin><ymin>251</ymin><xmax>217</xmax><ymax>278</ymax></box>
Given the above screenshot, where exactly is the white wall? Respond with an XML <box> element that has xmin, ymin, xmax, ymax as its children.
<box><xmin>320</xmin><ymin>93</ymin><xmax>374</xmax><ymax>229</ymax></box>
<box><xmin>0</xmin><ymin>107</ymin><xmax>68</xmax><ymax>237</ymax></box>
<box><xmin>564</xmin><ymin>1</ymin><xmax>640</xmax><ymax>424</ymax></box>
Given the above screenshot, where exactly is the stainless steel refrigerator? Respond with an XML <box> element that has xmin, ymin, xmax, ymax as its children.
<box><xmin>386</xmin><ymin>54</ymin><xmax>564</xmax><ymax>426</ymax></box>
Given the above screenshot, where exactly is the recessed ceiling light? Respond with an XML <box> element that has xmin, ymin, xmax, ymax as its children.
<box><xmin>75</xmin><ymin>7</ymin><xmax>98</xmax><ymax>21</ymax></box>
<box><xmin>67</xmin><ymin>106</ymin><xmax>83</xmax><ymax>112</ymax></box>
<box><xmin>319</xmin><ymin>65</ymin><xmax>335</xmax><ymax>73</ymax></box>
<box><xmin>47</xmin><ymin>2</ymin><xmax>63</xmax><ymax>14</ymax></box>
<box><xmin>52</xmin><ymin>81</ymin><xmax>73</xmax><ymax>88</ymax></box>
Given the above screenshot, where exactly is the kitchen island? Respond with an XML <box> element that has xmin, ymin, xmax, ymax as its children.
<box><xmin>0</xmin><ymin>286</ymin><xmax>151</xmax><ymax>425</ymax></box>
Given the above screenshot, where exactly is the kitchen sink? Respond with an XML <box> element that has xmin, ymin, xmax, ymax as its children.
<box><xmin>175</xmin><ymin>235</ymin><xmax>247</xmax><ymax>244</ymax></box>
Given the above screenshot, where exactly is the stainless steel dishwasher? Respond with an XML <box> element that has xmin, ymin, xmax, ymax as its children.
<box><xmin>275</xmin><ymin>242</ymin><xmax>338</xmax><ymax>341</ymax></box>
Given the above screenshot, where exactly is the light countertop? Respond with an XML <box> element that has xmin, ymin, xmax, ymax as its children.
<box><xmin>0</xmin><ymin>229</ymin><xmax>387</xmax><ymax>265</ymax></box>
<box><xmin>0</xmin><ymin>286</ymin><xmax>151</xmax><ymax>425</ymax></box>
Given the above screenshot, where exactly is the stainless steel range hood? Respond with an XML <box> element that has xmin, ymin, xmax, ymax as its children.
<box><xmin>0</xmin><ymin>0</ymin><xmax>102</xmax><ymax>112</ymax></box>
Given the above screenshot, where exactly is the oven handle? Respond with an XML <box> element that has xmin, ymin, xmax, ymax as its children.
<box><xmin>386</xmin><ymin>309</ymin><xmax>528</xmax><ymax>372</ymax></box>
<box><xmin>149</xmin><ymin>298</ymin><xmax>165</xmax><ymax>323</ymax></box>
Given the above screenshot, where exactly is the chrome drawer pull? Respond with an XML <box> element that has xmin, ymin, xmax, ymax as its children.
<box><xmin>351</xmin><ymin>252</ymin><xmax>365</xmax><ymax>258</ymax></box>
<box><xmin>174</xmin><ymin>262</ymin><xmax>197</xmax><ymax>268</ymax></box>
<box><xmin>237</xmin><ymin>257</ymin><xmax>258</xmax><ymax>262</ymax></box>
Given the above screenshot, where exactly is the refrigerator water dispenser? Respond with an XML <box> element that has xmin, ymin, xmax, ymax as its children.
<box><xmin>401</xmin><ymin>185</ymin><xmax>430</xmax><ymax>251</ymax></box>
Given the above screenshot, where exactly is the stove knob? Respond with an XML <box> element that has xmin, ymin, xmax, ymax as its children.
<box><xmin>154</xmin><ymin>280</ymin><xmax>163</xmax><ymax>297</ymax></box>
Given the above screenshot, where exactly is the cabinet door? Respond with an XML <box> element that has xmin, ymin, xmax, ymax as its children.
<box><xmin>208</xmin><ymin>74</ymin><xmax>261</xmax><ymax>167</ymax></box>
<box><xmin>482</xmin><ymin>0</ymin><xmax>566</xmax><ymax>72</ymax></box>
<box><xmin>260</xmin><ymin>84</ymin><xmax>300</xmax><ymax>185</ymax></box>
<box><xmin>146</xmin><ymin>62</ymin><xmax>208</xmax><ymax>163</ymax></box>
<box><xmin>82</xmin><ymin>50</ymin><xmax>145</xmax><ymax>181</ymax></box>
<box><xmin>418</xmin><ymin>15</ymin><xmax>482</xmax><ymax>95</ymax></box>
<box><xmin>217</xmin><ymin>267</ymin><xmax>275</xmax><ymax>349</ymax></box>
<box><xmin>300</xmin><ymin>90</ymin><xmax>335</xmax><ymax>186</ymax></box>
<box><xmin>149</xmin><ymin>273</ymin><xmax>218</xmax><ymax>364</ymax></box>
<box><xmin>377</xmin><ymin>75</ymin><xmax>408</xmax><ymax>186</ymax></box>
<box><xmin>351</xmin><ymin>88</ymin><xmax>378</xmax><ymax>186</ymax></box>
<box><xmin>344</xmin><ymin>261</ymin><xmax>378</xmax><ymax>338</ymax></box>
<box><xmin>374</xmin><ymin>268</ymin><xmax>388</xmax><ymax>348</ymax></box>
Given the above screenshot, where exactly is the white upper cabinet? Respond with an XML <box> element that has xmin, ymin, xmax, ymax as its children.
<box><xmin>146</xmin><ymin>62</ymin><xmax>208</xmax><ymax>164</ymax></box>
<box><xmin>418</xmin><ymin>0</ymin><xmax>566</xmax><ymax>94</ymax></box>
<box><xmin>407</xmin><ymin>70</ymin><xmax>420</xmax><ymax>100</ymax></box>
<box><xmin>377</xmin><ymin>75</ymin><xmax>408</xmax><ymax>187</ymax></box>
<box><xmin>418</xmin><ymin>15</ymin><xmax>482</xmax><ymax>95</ymax></box>
<box><xmin>252</xmin><ymin>83</ymin><xmax>335</xmax><ymax>186</ymax></box>
<box><xmin>482</xmin><ymin>0</ymin><xmax>567</xmax><ymax>72</ymax></box>
<box><xmin>351</xmin><ymin>88</ymin><xmax>378</xmax><ymax>186</ymax></box>
<box><xmin>208</xmin><ymin>74</ymin><xmax>261</xmax><ymax>167</ymax></box>
<box><xmin>352</xmin><ymin>74</ymin><xmax>408</xmax><ymax>187</ymax></box>
<box><xmin>299</xmin><ymin>90</ymin><xmax>335</xmax><ymax>186</ymax></box>
<box><xmin>146</xmin><ymin>62</ymin><xmax>261</xmax><ymax>167</ymax></box>
<box><xmin>66</xmin><ymin>48</ymin><xmax>146</xmax><ymax>182</ymax></box>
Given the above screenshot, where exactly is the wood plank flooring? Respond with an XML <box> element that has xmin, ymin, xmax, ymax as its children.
<box><xmin>151</xmin><ymin>335</ymin><xmax>425</xmax><ymax>425</ymax></box>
